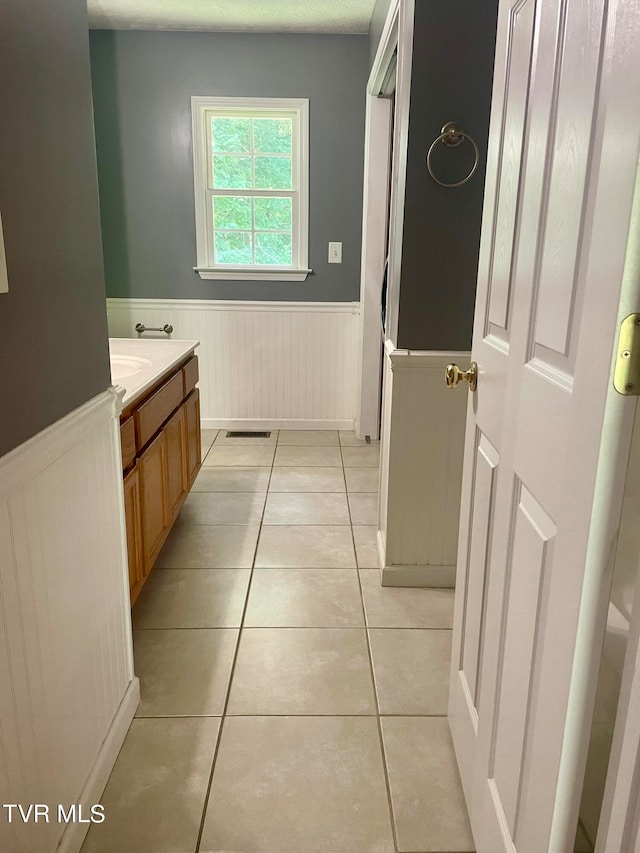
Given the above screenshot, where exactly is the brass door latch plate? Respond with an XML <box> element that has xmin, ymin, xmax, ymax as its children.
<box><xmin>614</xmin><ymin>313</ymin><xmax>640</xmax><ymax>396</ymax></box>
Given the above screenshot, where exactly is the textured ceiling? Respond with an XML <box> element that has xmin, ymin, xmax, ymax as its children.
<box><xmin>87</xmin><ymin>0</ymin><xmax>377</xmax><ymax>32</ymax></box>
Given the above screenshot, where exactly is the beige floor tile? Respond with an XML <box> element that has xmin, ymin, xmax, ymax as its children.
<box><xmin>245</xmin><ymin>569</ymin><xmax>364</xmax><ymax>627</ymax></box>
<box><xmin>132</xmin><ymin>569</ymin><xmax>250</xmax><ymax>629</ymax></box>
<box><xmin>360</xmin><ymin>571</ymin><xmax>455</xmax><ymax>629</ymax></box>
<box><xmin>134</xmin><ymin>628</ymin><xmax>238</xmax><ymax>716</ymax></box>
<box><xmin>269</xmin><ymin>466</ymin><xmax>345</xmax><ymax>492</ymax></box>
<box><xmin>277</xmin><ymin>429</ymin><xmax>340</xmax><ymax>446</ymax></box>
<box><xmin>204</xmin><ymin>445</ymin><xmax>276</xmax><ymax>467</ymax></box>
<box><xmin>200</xmin><ymin>716</ymin><xmax>395</xmax><ymax>853</ymax></box>
<box><xmin>201</xmin><ymin>429</ymin><xmax>219</xmax><ymax>446</ymax></box>
<box><xmin>214</xmin><ymin>430</ymin><xmax>278</xmax><ymax>445</ymax></box>
<box><xmin>192</xmin><ymin>466</ymin><xmax>271</xmax><ymax>493</ymax></box>
<box><xmin>201</xmin><ymin>444</ymin><xmax>211</xmax><ymax>463</ymax></box>
<box><xmin>274</xmin><ymin>445</ymin><xmax>343</xmax><ymax>467</ymax></box>
<box><xmin>263</xmin><ymin>492</ymin><xmax>350</xmax><ymax>525</ymax></box>
<box><xmin>348</xmin><ymin>492</ymin><xmax>378</xmax><ymax>525</ymax></box>
<box><xmin>81</xmin><ymin>717</ymin><xmax>219</xmax><ymax>853</ymax></box>
<box><xmin>341</xmin><ymin>445</ymin><xmax>381</xmax><ymax>467</ymax></box>
<box><xmin>353</xmin><ymin>525</ymin><xmax>379</xmax><ymax>568</ymax></box>
<box><xmin>381</xmin><ymin>717</ymin><xmax>474</xmax><ymax>853</ymax></box>
<box><xmin>345</xmin><ymin>466</ymin><xmax>380</xmax><ymax>493</ymax></box>
<box><xmin>339</xmin><ymin>430</ymin><xmax>381</xmax><ymax>447</ymax></box>
<box><xmin>227</xmin><ymin>629</ymin><xmax>374</xmax><ymax>715</ymax></box>
<box><xmin>176</xmin><ymin>491</ymin><xmax>266</xmax><ymax>525</ymax></box>
<box><xmin>155</xmin><ymin>524</ymin><xmax>259</xmax><ymax>568</ymax></box>
<box><xmin>369</xmin><ymin>629</ymin><xmax>452</xmax><ymax>715</ymax></box>
<box><xmin>255</xmin><ymin>525</ymin><xmax>356</xmax><ymax>568</ymax></box>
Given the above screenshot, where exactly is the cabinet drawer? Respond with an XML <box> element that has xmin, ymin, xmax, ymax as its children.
<box><xmin>135</xmin><ymin>371</ymin><xmax>184</xmax><ymax>449</ymax></box>
<box><xmin>182</xmin><ymin>356</ymin><xmax>199</xmax><ymax>397</ymax></box>
<box><xmin>120</xmin><ymin>416</ymin><xmax>136</xmax><ymax>471</ymax></box>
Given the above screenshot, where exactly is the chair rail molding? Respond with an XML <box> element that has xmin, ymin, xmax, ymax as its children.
<box><xmin>378</xmin><ymin>345</ymin><xmax>470</xmax><ymax>588</ymax></box>
<box><xmin>0</xmin><ymin>387</ymin><xmax>138</xmax><ymax>853</ymax></box>
<box><xmin>107</xmin><ymin>298</ymin><xmax>360</xmax><ymax>430</ymax></box>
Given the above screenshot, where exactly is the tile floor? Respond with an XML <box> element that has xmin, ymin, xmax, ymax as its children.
<box><xmin>82</xmin><ymin>429</ymin><xmax>473</xmax><ymax>853</ymax></box>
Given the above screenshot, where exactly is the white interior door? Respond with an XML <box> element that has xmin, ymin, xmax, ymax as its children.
<box><xmin>449</xmin><ymin>0</ymin><xmax>640</xmax><ymax>850</ymax></box>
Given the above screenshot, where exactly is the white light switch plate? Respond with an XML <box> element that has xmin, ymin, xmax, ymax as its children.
<box><xmin>328</xmin><ymin>241</ymin><xmax>342</xmax><ymax>264</ymax></box>
<box><xmin>0</xmin><ymin>211</ymin><xmax>8</xmax><ymax>294</ymax></box>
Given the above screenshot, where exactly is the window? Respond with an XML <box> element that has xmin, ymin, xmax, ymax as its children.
<box><xmin>191</xmin><ymin>97</ymin><xmax>310</xmax><ymax>281</ymax></box>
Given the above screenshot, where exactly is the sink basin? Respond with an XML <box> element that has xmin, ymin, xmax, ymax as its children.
<box><xmin>110</xmin><ymin>355</ymin><xmax>153</xmax><ymax>381</ymax></box>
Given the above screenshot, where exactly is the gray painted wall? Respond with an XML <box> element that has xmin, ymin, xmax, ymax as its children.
<box><xmin>396</xmin><ymin>0</ymin><xmax>498</xmax><ymax>350</ymax></box>
<box><xmin>89</xmin><ymin>31</ymin><xmax>369</xmax><ymax>302</ymax></box>
<box><xmin>0</xmin><ymin>0</ymin><xmax>110</xmax><ymax>457</ymax></box>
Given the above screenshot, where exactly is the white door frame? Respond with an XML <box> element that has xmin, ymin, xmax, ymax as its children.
<box><xmin>596</xmin><ymin>154</ymin><xmax>640</xmax><ymax>852</ymax></box>
<box><xmin>354</xmin><ymin>0</ymin><xmax>400</xmax><ymax>440</ymax></box>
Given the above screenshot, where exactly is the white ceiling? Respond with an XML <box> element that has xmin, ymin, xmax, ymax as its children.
<box><xmin>87</xmin><ymin>0</ymin><xmax>377</xmax><ymax>33</ymax></box>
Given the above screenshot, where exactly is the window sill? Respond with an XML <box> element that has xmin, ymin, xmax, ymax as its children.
<box><xmin>194</xmin><ymin>267</ymin><xmax>312</xmax><ymax>282</ymax></box>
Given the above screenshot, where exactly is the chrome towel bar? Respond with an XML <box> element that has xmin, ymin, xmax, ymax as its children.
<box><xmin>135</xmin><ymin>322</ymin><xmax>173</xmax><ymax>335</ymax></box>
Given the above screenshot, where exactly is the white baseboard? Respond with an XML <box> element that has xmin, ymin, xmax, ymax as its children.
<box><xmin>381</xmin><ymin>564</ymin><xmax>457</xmax><ymax>588</ymax></box>
<box><xmin>57</xmin><ymin>678</ymin><xmax>140</xmax><ymax>853</ymax></box>
<box><xmin>202</xmin><ymin>417</ymin><xmax>355</xmax><ymax>431</ymax></box>
<box><xmin>377</xmin><ymin>459</ymin><xmax>457</xmax><ymax>589</ymax></box>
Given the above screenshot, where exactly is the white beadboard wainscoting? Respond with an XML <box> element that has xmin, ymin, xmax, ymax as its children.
<box><xmin>378</xmin><ymin>344</ymin><xmax>469</xmax><ymax>587</ymax></box>
<box><xmin>106</xmin><ymin>299</ymin><xmax>361</xmax><ymax>430</ymax></box>
<box><xmin>0</xmin><ymin>388</ymin><xmax>138</xmax><ymax>853</ymax></box>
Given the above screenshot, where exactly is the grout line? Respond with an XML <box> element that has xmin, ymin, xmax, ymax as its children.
<box><xmin>343</xmin><ymin>461</ymin><xmax>400</xmax><ymax>853</ymax></box>
<box><xmin>194</xmin><ymin>442</ymin><xmax>276</xmax><ymax>852</ymax></box>
<box><xmin>133</xmin><ymin>625</ymin><xmax>453</xmax><ymax>631</ymax></box>
<box><xmin>133</xmin><ymin>712</ymin><xmax>450</xmax><ymax>719</ymax></box>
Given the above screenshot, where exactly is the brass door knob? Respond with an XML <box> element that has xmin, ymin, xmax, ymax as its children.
<box><xmin>445</xmin><ymin>362</ymin><xmax>478</xmax><ymax>391</ymax></box>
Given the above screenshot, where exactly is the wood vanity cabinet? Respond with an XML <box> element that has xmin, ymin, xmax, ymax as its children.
<box><xmin>120</xmin><ymin>355</ymin><xmax>201</xmax><ymax>605</ymax></box>
<box><xmin>123</xmin><ymin>466</ymin><xmax>144</xmax><ymax>602</ymax></box>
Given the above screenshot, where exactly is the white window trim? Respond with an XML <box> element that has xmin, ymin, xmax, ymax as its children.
<box><xmin>191</xmin><ymin>96</ymin><xmax>311</xmax><ymax>282</ymax></box>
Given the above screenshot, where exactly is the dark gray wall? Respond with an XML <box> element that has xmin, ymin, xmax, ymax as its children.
<box><xmin>89</xmin><ymin>31</ymin><xmax>369</xmax><ymax>302</ymax></box>
<box><xmin>396</xmin><ymin>0</ymin><xmax>498</xmax><ymax>350</ymax></box>
<box><xmin>0</xmin><ymin>0</ymin><xmax>110</xmax><ymax>457</ymax></box>
<box><xmin>369</xmin><ymin>0</ymin><xmax>392</xmax><ymax>67</ymax></box>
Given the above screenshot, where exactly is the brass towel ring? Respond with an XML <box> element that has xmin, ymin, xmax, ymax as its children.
<box><xmin>426</xmin><ymin>122</ymin><xmax>479</xmax><ymax>188</ymax></box>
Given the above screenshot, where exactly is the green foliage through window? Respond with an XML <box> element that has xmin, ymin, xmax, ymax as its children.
<box><xmin>212</xmin><ymin>118</ymin><xmax>251</xmax><ymax>153</ymax></box>
<box><xmin>254</xmin><ymin>197</ymin><xmax>292</xmax><ymax>231</ymax></box>
<box><xmin>213</xmin><ymin>196</ymin><xmax>252</xmax><ymax>230</ymax></box>
<box><xmin>207</xmin><ymin>110</ymin><xmax>299</xmax><ymax>268</ymax></box>
<box><xmin>255</xmin><ymin>232</ymin><xmax>292</xmax><ymax>266</ymax></box>
<box><xmin>214</xmin><ymin>231</ymin><xmax>253</xmax><ymax>265</ymax></box>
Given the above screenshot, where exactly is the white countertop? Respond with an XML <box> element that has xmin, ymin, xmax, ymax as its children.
<box><xmin>109</xmin><ymin>338</ymin><xmax>199</xmax><ymax>408</ymax></box>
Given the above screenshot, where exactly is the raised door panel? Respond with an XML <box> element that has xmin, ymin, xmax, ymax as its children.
<box><xmin>485</xmin><ymin>0</ymin><xmax>536</xmax><ymax>341</ymax></box>
<box><xmin>123</xmin><ymin>465</ymin><xmax>144</xmax><ymax>604</ymax></box>
<box><xmin>164</xmin><ymin>404</ymin><xmax>188</xmax><ymax>521</ymax></box>
<box><xmin>460</xmin><ymin>432</ymin><xmax>500</xmax><ymax>715</ymax></box>
<box><xmin>139</xmin><ymin>430</ymin><xmax>169</xmax><ymax>574</ymax></box>
<box><xmin>185</xmin><ymin>389</ymin><xmax>202</xmax><ymax>487</ymax></box>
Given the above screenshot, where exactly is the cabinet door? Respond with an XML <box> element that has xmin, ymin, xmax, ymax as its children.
<box><xmin>123</xmin><ymin>465</ymin><xmax>144</xmax><ymax>604</ymax></box>
<box><xmin>138</xmin><ymin>430</ymin><xmax>169</xmax><ymax>574</ymax></box>
<box><xmin>185</xmin><ymin>389</ymin><xmax>202</xmax><ymax>487</ymax></box>
<box><xmin>164</xmin><ymin>404</ymin><xmax>188</xmax><ymax>521</ymax></box>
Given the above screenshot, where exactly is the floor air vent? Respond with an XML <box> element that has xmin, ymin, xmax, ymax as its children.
<box><xmin>226</xmin><ymin>431</ymin><xmax>272</xmax><ymax>438</ymax></box>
